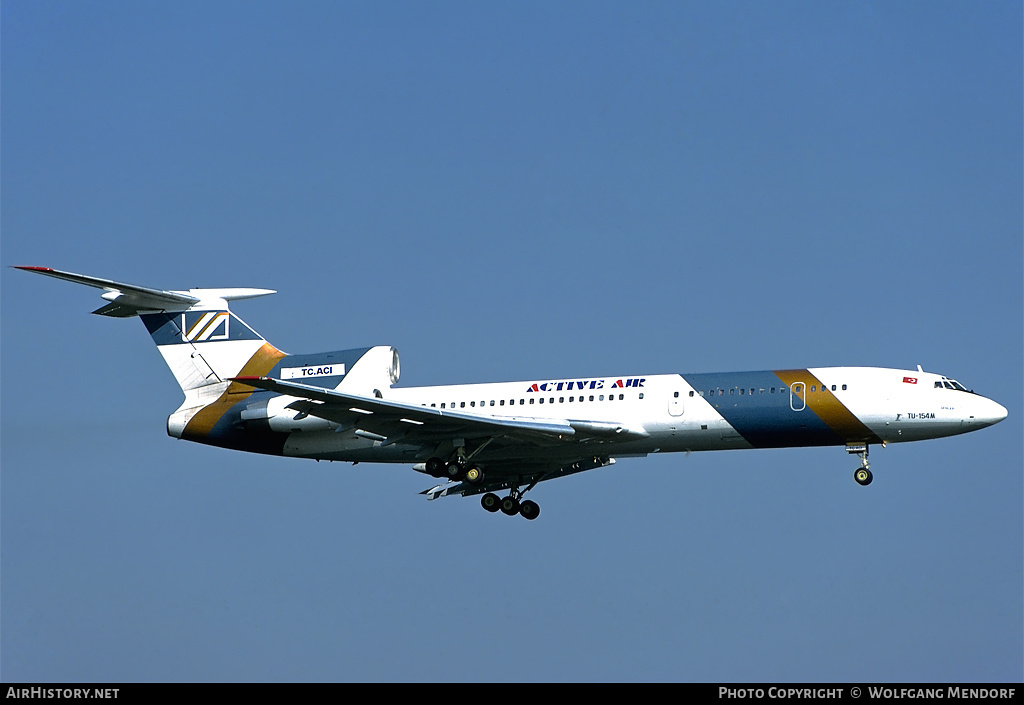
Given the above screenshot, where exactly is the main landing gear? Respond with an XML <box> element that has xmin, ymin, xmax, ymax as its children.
<box><xmin>426</xmin><ymin>455</ymin><xmax>540</xmax><ymax>520</ymax></box>
<box><xmin>481</xmin><ymin>490</ymin><xmax>540</xmax><ymax>520</ymax></box>
<box><xmin>847</xmin><ymin>443</ymin><xmax>873</xmax><ymax>486</ymax></box>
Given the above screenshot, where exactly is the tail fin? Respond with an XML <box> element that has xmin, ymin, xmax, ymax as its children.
<box><xmin>141</xmin><ymin>309</ymin><xmax>285</xmax><ymax>391</ymax></box>
<box><xmin>15</xmin><ymin>266</ymin><xmax>285</xmax><ymax>391</ymax></box>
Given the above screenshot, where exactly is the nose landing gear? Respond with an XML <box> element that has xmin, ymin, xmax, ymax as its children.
<box><xmin>847</xmin><ymin>443</ymin><xmax>873</xmax><ymax>486</ymax></box>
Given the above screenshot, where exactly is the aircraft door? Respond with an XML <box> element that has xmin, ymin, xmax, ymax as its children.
<box><xmin>668</xmin><ymin>384</ymin><xmax>685</xmax><ymax>417</ymax></box>
<box><xmin>790</xmin><ymin>382</ymin><xmax>806</xmax><ymax>411</ymax></box>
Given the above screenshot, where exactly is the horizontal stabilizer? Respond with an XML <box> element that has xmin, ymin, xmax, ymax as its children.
<box><xmin>14</xmin><ymin>266</ymin><xmax>275</xmax><ymax>317</ymax></box>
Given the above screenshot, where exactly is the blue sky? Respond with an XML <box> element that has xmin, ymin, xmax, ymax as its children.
<box><xmin>2</xmin><ymin>1</ymin><xmax>1021</xmax><ymax>682</ymax></box>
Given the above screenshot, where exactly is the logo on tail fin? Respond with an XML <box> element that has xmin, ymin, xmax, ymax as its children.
<box><xmin>183</xmin><ymin>312</ymin><xmax>230</xmax><ymax>342</ymax></box>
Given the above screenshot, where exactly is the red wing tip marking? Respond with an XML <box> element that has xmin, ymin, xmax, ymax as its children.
<box><xmin>13</xmin><ymin>266</ymin><xmax>54</xmax><ymax>272</ymax></box>
<box><xmin>230</xmin><ymin>376</ymin><xmax>266</xmax><ymax>381</ymax></box>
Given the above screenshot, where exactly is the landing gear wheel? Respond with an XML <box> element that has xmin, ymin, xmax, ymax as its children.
<box><xmin>519</xmin><ymin>499</ymin><xmax>540</xmax><ymax>520</ymax></box>
<box><xmin>464</xmin><ymin>466</ymin><xmax>484</xmax><ymax>485</ymax></box>
<box><xmin>481</xmin><ymin>493</ymin><xmax>500</xmax><ymax>512</ymax></box>
<box><xmin>854</xmin><ymin>467</ymin><xmax>873</xmax><ymax>486</ymax></box>
<box><xmin>445</xmin><ymin>461</ymin><xmax>464</xmax><ymax>481</ymax></box>
<box><xmin>425</xmin><ymin>457</ymin><xmax>446</xmax><ymax>478</ymax></box>
<box><xmin>500</xmin><ymin>496</ymin><xmax>521</xmax><ymax>516</ymax></box>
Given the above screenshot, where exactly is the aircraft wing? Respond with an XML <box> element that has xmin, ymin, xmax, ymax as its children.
<box><xmin>230</xmin><ymin>376</ymin><xmax>648</xmax><ymax>448</ymax></box>
<box><xmin>230</xmin><ymin>377</ymin><xmax>646</xmax><ymax>499</ymax></box>
<box><xmin>231</xmin><ymin>376</ymin><xmax>579</xmax><ymax>441</ymax></box>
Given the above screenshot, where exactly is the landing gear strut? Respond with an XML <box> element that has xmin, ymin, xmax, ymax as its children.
<box><xmin>847</xmin><ymin>443</ymin><xmax>873</xmax><ymax>486</ymax></box>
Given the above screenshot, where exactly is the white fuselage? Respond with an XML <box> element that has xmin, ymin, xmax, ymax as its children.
<box><xmin>274</xmin><ymin>367</ymin><xmax>1007</xmax><ymax>463</ymax></box>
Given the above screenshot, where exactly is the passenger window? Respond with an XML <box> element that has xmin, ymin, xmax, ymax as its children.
<box><xmin>461</xmin><ymin>402</ymin><xmax>466</xmax><ymax>408</ymax></box>
<box><xmin>569</xmin><ymin>396</ymin><xmax>575</xmax><ymax>402</ymax></box>
<box><xmin>688</xmin><ymin>391</ymin><xmax>694</xmax><ymax>397</ymax></box>
<box><xmin>639</xmin><ymin>393</ymin><xmax>644</xmax><ymax>400</ymax></box>
<box><xmin>674</xmin><ymin>391</ymin><xmax>680</xmax><ymax>398</ymax></box>
<box><xmin>619</xmin><ymin>394</ymin><xmax>624</xmax><ymax>400</ymax></box>
<box><xmin>842</xmin><ymin>384</ymin><xmax>847</xmax><ymax>391</ymax></box>
<box><xmin>589</xmin><ymin>395</ymin><xmax>594</xmax><ymax>401</ymax></box>
<box><xmin>559</xmin><ymin>397</ymin><xmax>564</xmax><ymax>403</ymax></box>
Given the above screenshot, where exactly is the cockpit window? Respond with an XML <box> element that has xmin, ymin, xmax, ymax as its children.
<box><xmin>936</xmin><ymin>378</ymin><xmax>969</xmax><ymax>392</ymax></box>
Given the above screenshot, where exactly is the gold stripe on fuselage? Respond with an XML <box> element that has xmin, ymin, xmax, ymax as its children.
<box><xmin>773</xmin><ymin>369</ymin><xmax>881</xmax><ymax>443</ymax></box>
<box><xmin>182</xmin><ymin>343</ymin><xmax>287</xmax><ymax>440</ymax></box>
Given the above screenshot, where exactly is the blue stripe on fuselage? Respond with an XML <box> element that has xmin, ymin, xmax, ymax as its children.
<box><xmin>682</xmin><ymin>371</ymin><xmax>846</xmax><ymax>448</ymax></box>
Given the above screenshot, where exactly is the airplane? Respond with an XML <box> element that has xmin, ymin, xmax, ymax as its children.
<box><xmin>15</xmin><ymin>266</ymin><xmax>1008</xmax><ymax>520</ymax></box>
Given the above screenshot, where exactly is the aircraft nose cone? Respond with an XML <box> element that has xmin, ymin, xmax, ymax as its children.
<box><xmin>977</xmin><ymin>398</ymin><xmax>1008</xmax><ymax>427</ymax></box>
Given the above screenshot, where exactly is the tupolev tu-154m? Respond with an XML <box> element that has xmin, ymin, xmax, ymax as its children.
<box><xmin>16</xmin><ymin>266</ymin><xmax>1008</xmax><ymax>520</ymax></box>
